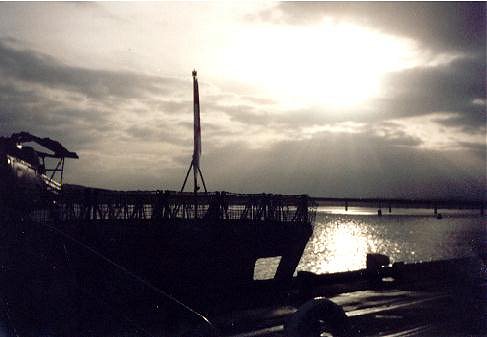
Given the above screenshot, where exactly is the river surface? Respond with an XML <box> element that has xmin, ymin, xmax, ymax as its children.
<box><xmin>254</xmin><ymin>207</ymin><xmax>486</xmax><ymax>279</ymax></box>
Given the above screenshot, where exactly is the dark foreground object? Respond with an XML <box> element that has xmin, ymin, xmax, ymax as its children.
<box><xmin>1</xmin><ymin>213</ymin><xmax>485</xmax><ymax>337</ymax></box>
<box><xmin>213</xmin><ymin>257</ymin><xmax>486</xmax><ymax>337</ymax></box>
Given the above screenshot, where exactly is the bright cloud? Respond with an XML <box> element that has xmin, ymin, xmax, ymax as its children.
<box><xmin>210</xmin><ymin>19</ymin><xmax>425</xmax><ymax>109</ymax></box>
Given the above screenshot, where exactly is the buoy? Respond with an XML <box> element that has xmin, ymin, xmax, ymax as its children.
<box><xmin>285</xmin><ymin>297</ymin><xmax>350</xmax><ymax>337</ymax></box>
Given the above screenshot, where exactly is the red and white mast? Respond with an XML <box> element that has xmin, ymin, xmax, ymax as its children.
<box><xmin>181</xmin><ymin>70</ymin><xmax>207</xmax><ymax>193</ymax></box>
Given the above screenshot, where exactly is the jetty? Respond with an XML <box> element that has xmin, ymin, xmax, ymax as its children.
<box><xmin>313</xmin><ymin>196</ymin><xmax>485</xmax><ymax>215</ymax></box>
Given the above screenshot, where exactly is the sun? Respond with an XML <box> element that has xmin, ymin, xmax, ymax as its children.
<box><xmin>212</xmin><ymin>19</ymin><xmax>420</xmax><ymax>109</ymax></box>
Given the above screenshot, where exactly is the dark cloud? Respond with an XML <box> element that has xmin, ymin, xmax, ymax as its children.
<box><xmin>251</xmin><ymin>2</ymin><xmax>486</xmax><ymax>54</ymax></box>
<box><xmin>384</xmin><ymin>56</ymin><xmax>485</xmax><ymax>110</ymax></box>
<box><xmin>456</xmin><ymin>141</ymin><xmax>487</xmax><ymax>155</ymax></box>
<box><xmin>374</xmin><ymin>55</ymin><xmax>486</xmax><ymax>130</ymax></box>
<box><xmin>0</xmin><ymin>38</ymin><xmax>185</xmax><ymax>100</ymax></box>
<box><xmin>0</xmin><ymin>37</ymin><xmax>195</xmax><ymax>152</ymax></box>
<box><xmin>124</xmin><ymin>124</ymin><xmax>189</xmax><ymax>146</ymax></box>
<box><xmin>432</xmin><ymin>113</ymin><xmax>486</xmax><ymax>135</ymax></box>
<box><xmin>0</xmin><ymin>79</ymin><xmax>113</xmax><ymax>147</ymax></box>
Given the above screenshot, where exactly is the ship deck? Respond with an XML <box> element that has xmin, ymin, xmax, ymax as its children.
<box><xmin>2</xmin><ymin>256</ymin><xmax>483</xmax><ymax>337</ymax></box>
<box><xmin>218</xmin><ymin>284</ymin><xmax>486</xmax><ymax>337</ymax></box>
<box><xmin>213</xmin><ymin>257</ymin><xmax>486</xmax><ymax>337</ymax></box>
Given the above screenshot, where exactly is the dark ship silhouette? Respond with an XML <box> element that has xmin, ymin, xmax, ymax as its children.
<box><xmin>0</xmin><ymin>71</ymin><xmax>484</xmax><ymax>337</ymax></box>
<box><xmin>0</xmin><ymin>71</ymin><xmax>315</xmax><ymax>336</ymax></box>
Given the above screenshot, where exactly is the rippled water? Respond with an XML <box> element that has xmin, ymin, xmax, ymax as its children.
<box><xmin>255</xmin><ymin>208</ymin><xmax>486</xmax><ymax>279</ymax></box>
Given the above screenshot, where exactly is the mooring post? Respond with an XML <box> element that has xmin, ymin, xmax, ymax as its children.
<box><xmin>345</xmin><ymin>201</ymin><xmax>348</xmax><ymax>211</ymax></box>
<box><xmin>434</xmin><ymin>206</ymin><xmax>438</xmax><ymax>215</ymax></box>
<box><xmin>388</xmin><ymin>204</ymin><xmax>392</xmax><ymax>213</ymax></box>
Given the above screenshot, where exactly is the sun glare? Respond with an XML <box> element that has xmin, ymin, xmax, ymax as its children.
<box><xmin>213</xmin><ymin>19</ymin><xmax>420</xmax><ymax>109</ymax></box>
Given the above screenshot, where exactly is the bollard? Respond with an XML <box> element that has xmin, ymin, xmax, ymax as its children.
<box><xmin>367</xmin><ymin>253</ymin><xmax>390</xmax><ymax>285</ymax></box>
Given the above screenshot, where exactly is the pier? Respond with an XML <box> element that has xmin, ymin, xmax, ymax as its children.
<box><xmin>312</xmin><ymin>196</ymin><xmax>486</xmax><ymax>215</ymax></box>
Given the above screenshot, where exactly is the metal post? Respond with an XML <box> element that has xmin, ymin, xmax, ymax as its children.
<box><xmin>193</xmin><ymin>160</ymin><xmax>198</xmax><ymax>218</ymax></box>
<box><xmin>193</xmin><ymin>162</ymin><xmax>198</xmax><ymax>194</ymax></box>
<box><xmin>197</xmin><ymin>167</ymin><xmax>207</xmax><ymax>193</ymax></box>
<box><xmin>60</xmin><ymin>158</ymin><xmax>65</xmax><ymax>186</ymax></box>
<box><xmin>180</xmin><ymin>161</ymin><xmax>193</xmax><ymax>192</ymax></box>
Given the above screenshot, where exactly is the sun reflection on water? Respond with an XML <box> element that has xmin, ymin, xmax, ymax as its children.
<box><xmin>295</xmin><ymin>212</ymin><xmax>484</xmax><ymax>276</ymax></box>
<box><xmin>300</xmin><ymin>218</ymin><xmax>383</xmax><ymax>274</ymax></box>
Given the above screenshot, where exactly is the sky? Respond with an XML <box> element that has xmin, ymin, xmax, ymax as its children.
<box><xmin>0</xmin><ymin>2</ymin><xmax>485</xmax><ymax>199</ymax></box>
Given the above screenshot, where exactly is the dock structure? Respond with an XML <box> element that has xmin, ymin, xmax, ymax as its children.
<box><xmin>312</xmin><ymin>197</ymin><xmax>486</xmax><ymax>215</ymax></box>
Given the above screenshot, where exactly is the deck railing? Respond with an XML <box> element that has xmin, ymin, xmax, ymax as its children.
<box><xmin>45</xmin><ymin>190</ymin><xmax>316</xmax><ymax>224</ymax></box>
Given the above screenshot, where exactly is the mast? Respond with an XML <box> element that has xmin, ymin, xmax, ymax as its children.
<box><xmin>180</xmin><ymin>70</ymin><xmax>207</xmax><ymax>194</ymax></box>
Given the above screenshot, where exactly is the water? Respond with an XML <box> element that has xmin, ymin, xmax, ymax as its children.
<box><xmin>255</xmin><ymin>208</ymin><xmax>486</xmax><ymax>279</ymax></box>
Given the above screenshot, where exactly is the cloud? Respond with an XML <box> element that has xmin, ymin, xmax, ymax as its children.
<box><xmin>382</xmin><ymin>55</ymin><xmax>485</xmax><ymax>110</ymax></box>
<box><xmin>0</xmin><ymin>80</ymin><xmax>113</xmax><ymax>146</ymax></box>
<box><xmin>200</xmin><ymin>130</ymin><xmax>485</xmax><ymax>199</ymax></box>
<box><xmin>0</xmin><ymin>32</ymin><xmax>484</xmax><ymax>198</ymax></box>
<box><xmin>250</xmin><ymin>2</ymin><xmax>486</xmax><ymax>54</ymax></box>
<box><xmin>432</xmin><ymin>113</ymin><xmax>485</xmax><ymax>135</ymax></box>
<box><xmin>0</xmin><ymin>38</ymin><xmax>186</xmax><ymax>100</ymax></box>
<box><xmin>211</xmin><ymin>103</ymin><xmax>271</xmax><ymax>125</ymax></box>
<box><xmin>242</xmin><ymin>3</ymin><xmax>486</xmax><ymax>137</ymax></box>
<box><xmin>0</xmin><ymin>37</ymin><xmax>194</xmax><ymax>139</ymax></box>
<box><xmin>214</xmin><ymin>53</ymin><xmax>486</xmax><ymax>142</ymax></box>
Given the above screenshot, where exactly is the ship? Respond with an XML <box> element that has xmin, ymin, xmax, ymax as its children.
<box><xmin>0</xmin><ymin>71</ymin><xmax>485</xmax><ymax>337</ymax></box>
<box><xmin>0</xmin><ymin>71</ymin><xmax>315</xmax><ymax>336</ymax></box>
